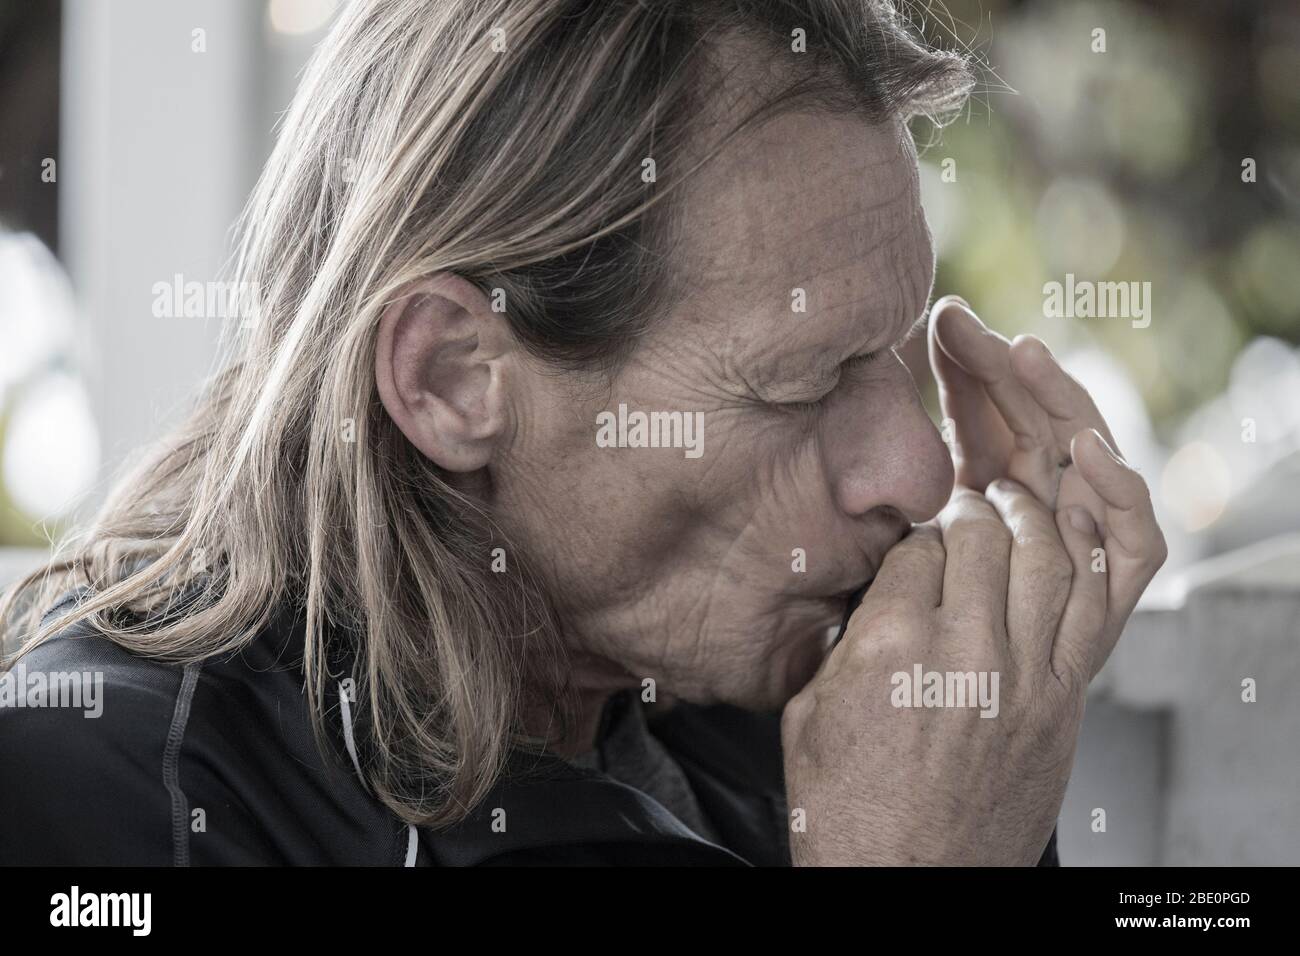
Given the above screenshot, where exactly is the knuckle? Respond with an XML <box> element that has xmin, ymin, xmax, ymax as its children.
<box><xmin>870</xmin><ymin>606</ymin><xmax>918</xmax><ymax>638</ymax></box>
<box><xmin>843</xmin><ymin>622</ymin><xmax>897</xmax><ymax>666</ymax></box>
<box><xmin>950</xmin><ymin>515</ymin><xmax>1012</xmax><ymax>553</ymax></box>
<box><xmin>905</xmin><ymin>523</ymin><xmax>944</xmax><ymax>550</ymax></box>
<box><xmin>946</xmin><ymin>488</ymin><xmax>1006</xmax><ymax>523</ymax></box>
<box><xmin>1048</xmin><ymin>648</ymin><xmax>1092</xmax><ymax>698</ymax></box>
<box><xmin>892</xmin><ymin>536</ymin><xmax>945</xmax><ymax>571</ymax></box>
<box><xmin>1132</xmin><ymin>530</ymin><xmax>1168</xmax><ymax>576</ymax></box>
<box><xmin>841</xmin><ymin>631</ymin><xmax>876</xmax><ymax>667</ymax></box>
<box><xmin>1150</xmin><ymin>530</ymin><xmax>1170</xmax><ymax>569</ymax></box>
<box><xmin>781</xmin><ymin>689</ymin><xmax>813</xmax><ymax>736</ymax></box>
<box><xmin>842</xmin><ymin>610</ymin><xmax>921</xmax><ymax>668</ymax></box>
<box><xmin>954</xmin><ymin>485</ymin><xmax>992</xmax><ymax>508</ymax></box>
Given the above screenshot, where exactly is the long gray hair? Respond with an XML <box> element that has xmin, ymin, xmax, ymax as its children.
<box><xmin>1</xmin><ymin>0</ymin><xmax>970</xmax><ymax>826</ymax></box>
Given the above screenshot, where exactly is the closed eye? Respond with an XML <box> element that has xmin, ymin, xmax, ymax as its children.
<box><xmin>776</xmin><ymin>314</ymin><xmax>929</xmax><ymax>414</ymax></box>
<box><xmin>781</xmin><ymin>348</ymin><xmax>892</xmax><ymax>413</ymax></box>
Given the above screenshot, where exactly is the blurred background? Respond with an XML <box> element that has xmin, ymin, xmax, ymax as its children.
<box><xmin>914</xmin><ymin>0</ymin><xmax>1300</xmax><ymax>578</ymax></box>
<box><xmin>0</xmin><ymin>0</ymin><xmax>1296</xmax><ymax>863</ymax></box>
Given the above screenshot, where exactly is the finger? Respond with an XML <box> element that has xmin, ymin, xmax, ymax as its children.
<box><xmin>1057</xmin><ymin>461</ymin><xmax>1109</xmax><ymax>538</ymax></box>
<box><xmin>983</xmin><ymin>478</ymin><xmax>1075</xmax><ymax>679</ymax></box>
<box><xmin>1009</xmin><ymin>334</ymin><xmax>1120</xmax><ymax>455</ymax></box>
<box><xmin>1071</xmin><ymin>428</ymin><xmax>1168</xmax><ymax>654</ymax></box>
<box><xmin>936</xmin><ymin>488</ymin><xmax>1011</xmax><ymax>634</ymax></box>
<box><xmin>863</xmin><ymin>523</ymin><xmax>945</xmax><ymax>610</ymax></box>
<box><xmin>831</xmin><ymin>525</ymin><xmax>944</xmax><ymax>683</ymax></box>
<box><xmin>931</xmin><ymin>300</ymin><xmax>1055</xmax><ymax>453</ymax></box>
<box><xmin>928</xmin><ymin>297</ymin><xmax>1014</xmax><ymax>489</ymax></box>
<box><xmin>1050</xmin><ymin>502</ymin><xmax>1109</xmax><ymax>682</ymax></box>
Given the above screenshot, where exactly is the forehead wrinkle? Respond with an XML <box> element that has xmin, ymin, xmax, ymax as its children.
<box><xmin>683</xmin><ymin>125</ymin><xmax>918</xmax><ymax>291</ymax></box>
<box><xmin>705</xmin><ymin>216</ymin><xmax>929</xmax><ymax>399</ymax></box>
<box><xmin>735</xmin><ymin>156</ymin><xmax>916</xmax><ymax>265</ymax></box>
<box><xmin>749</xmin><ymin>188</ymin><xmax>920</xmax><ymax>334</ymax></box>
<box><xmin>782</xmin><ymin>215</ymin><xmax>930</xmax><ymax>358</ymax></box>
<box><xmin>667</xmin><ymin>111</ymin><xmax>927</xmax><ymax>396</ymax></box>
<box><xmin>696</xmin><ymin>183</ymin><xmax>920</xmax><ymax>366</ymax></box>
<box><xmin>777</xmin><ymin>190</ymin><xmax>912</xmax><ymax>255</ymax></box>
<box><xmin>793</xmin><ymin>210</ymin><xmax>915</xmax><ymax>302</ymax></box>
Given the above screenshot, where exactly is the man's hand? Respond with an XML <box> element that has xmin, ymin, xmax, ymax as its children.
<box><xmin>780</xmin><ymin>299</ymin><xmax>1167</xmax><ymax>865</ymax></box>
<box><xmin>783</xmin><ymin>484</ymin><xmax>1103</xmax><ymax>865</ymax></box>
<box><xmin>928</xmin><ymin>296</ymin><xmax>1167</xmax><ymax>677</ymax></box>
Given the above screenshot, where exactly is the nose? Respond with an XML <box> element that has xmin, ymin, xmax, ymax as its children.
<box><xmin>822</xmin><ymin>359</ymin><xmax>954</xmax><ymax>524</ymax></box>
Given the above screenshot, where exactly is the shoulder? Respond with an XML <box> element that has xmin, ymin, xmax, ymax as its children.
<box><xmin>0</xmin><ymin>599</ymin><xmax>409</xmax><ymax>865</ymax></box>
<box><xmin>0</xmin><ymin>616</ymin><xmax>186</xmax><ymax>864</ymax></box>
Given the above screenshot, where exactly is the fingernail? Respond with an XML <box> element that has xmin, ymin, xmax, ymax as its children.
<box><xmin>1021</xmin><ymin>334</ymin><xmax>1052</xmax><ymax>358</ymax></box>
<box><xmin>1068</xmin><ymin>506</ymin><xmax>1095</xmax><ymax>535</ymax></box>
<box><xmin>934</xmin><ymin>294</ymin><xmax>975</xmax><ymax>317</ymax></box>
<box><xmin>1090</xmin><ymin>428</ymin><xmax>1127</xmax><ymax>465</ymax></box>
<box><xmin>932</xmin><ymin>295</ymin><xmax>963</xmax><ymax>317</ymax></box>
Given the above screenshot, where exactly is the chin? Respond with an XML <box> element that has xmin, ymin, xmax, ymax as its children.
<box><xmin>671</xmin><ymin>601</ymin><xmax>843</xmax><ymax>712</ymax></box>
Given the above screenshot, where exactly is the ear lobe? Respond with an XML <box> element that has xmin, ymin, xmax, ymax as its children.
<box><xmin>374</xmin><ymin>274</ymin><xmax>509</xmax><ymax>472</ymax></box>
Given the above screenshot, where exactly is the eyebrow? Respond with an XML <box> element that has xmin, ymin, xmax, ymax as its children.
<box><xmin>775</xmin><ymin>309</ymin><xmax>930</xmax><ymax>396</ymax></box>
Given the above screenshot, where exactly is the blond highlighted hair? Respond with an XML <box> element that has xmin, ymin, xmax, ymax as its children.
<box><xmin>2</xmin><ymin>0</ymin><xmax>970</xmax><ymax>826</ymax></box>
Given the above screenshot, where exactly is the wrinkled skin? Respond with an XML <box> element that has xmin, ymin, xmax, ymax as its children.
<box><xmin>495</xmin><ymin>112</ymin><xmax>956</xmax><ymax>712</ymax></box>
<box><xmin>376</xmin><ymin>104</ymin><xmax>1167</xmax><ymax>865</ymax></box>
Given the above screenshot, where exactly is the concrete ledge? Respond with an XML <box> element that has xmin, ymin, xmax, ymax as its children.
<box><xmin>1064</xmin><ymin>534</ymin><xmax>1300</xmax><ymax>864</ymax></box>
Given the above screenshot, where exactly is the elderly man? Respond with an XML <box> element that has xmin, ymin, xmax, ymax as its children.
<box><xmin>0</xmin><ymin>0</ymin><xmax>1164</xmax><ymax>866</ymax></box>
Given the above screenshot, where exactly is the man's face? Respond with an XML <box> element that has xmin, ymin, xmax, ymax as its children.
<box><xmin>496</xmin><ymin>110</ymin><xmax>955</xmax><ymax>710</ymax></box>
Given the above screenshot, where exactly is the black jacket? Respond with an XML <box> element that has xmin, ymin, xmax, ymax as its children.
<box><xmin>0</xmin><ymin>594</ymin><xmax>1058</xmax><ymax>866</ymax></box>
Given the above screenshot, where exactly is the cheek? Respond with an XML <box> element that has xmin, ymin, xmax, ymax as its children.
<box><xmin>514</xmin><ymin>404</ymin><xmax>730</xmax><ymax>588</ymax></box>
<box><xmin>685</xmin><ymin>412</ymin><xmax>851</xmax><ymax>583</ymax></box>
<box><xmin>582</xmin><ymin>409</ymin><xmax>825</xmax><ymax>585</ymax></box>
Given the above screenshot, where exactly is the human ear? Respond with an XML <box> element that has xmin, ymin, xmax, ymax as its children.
<box><xmin>374</xmin><ymin>274</ymin><xmax>509</xmax><ymax>472</ymax></box>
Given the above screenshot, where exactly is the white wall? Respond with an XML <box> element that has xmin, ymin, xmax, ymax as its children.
<box><xmin>60</xmin><ymin>0</ymin><xmax>265</xmax><ymax>494</ymax></box>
